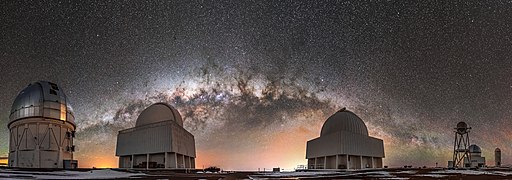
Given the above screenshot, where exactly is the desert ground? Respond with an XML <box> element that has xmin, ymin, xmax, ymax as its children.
<box><xmin>3</xmin><ymin>167</ymin><xmax>512</xmax><ymax>179</ymax></box>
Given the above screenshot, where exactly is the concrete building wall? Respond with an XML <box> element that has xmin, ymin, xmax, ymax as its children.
<box><xmin>116</xmin><ymin>122</ymin><xmax>172</xmax><ymax>156</ymax></box>
<box><xmin>306</xmin><ymin>132</ymin><xmax>341</xmax><ymax>158</ymax></box>
<box><xmin>8</xmin><ymin>118</ymin><xmax>75</xmax><ymax>168</ymax></box>
<box><xmin>170</xmin><ymin>122</ymin><xmax>196</xmax><ymax>157</ymax></box>
<box><xmin>116</xmin><ymin>121</ymin><xmax>195</xmax><ymax>158</ymax></box>
<box><xmin>306</xmin><ymin>130</ymin><xmax>384</xmax><ymax>159</ymax></box>
<box><xmin>306</xmin><ymin>130</ymin><xmax>384</xmax><ymax>169</ymax></box>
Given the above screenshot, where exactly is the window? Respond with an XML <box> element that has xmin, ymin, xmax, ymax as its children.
<box><xmin>60</xmin><ymin>104</ymin><xmax>66</xmax><ymax>121</ymax></box>
<box><xmin>49</xmin><ymin>82</ymin><xmax>59</xmax><ymax>90</ymax></box>
<box><xmin>50</xmin><ymin>89</ymin><xmax>57</xmax><ymax>95</ymax></box>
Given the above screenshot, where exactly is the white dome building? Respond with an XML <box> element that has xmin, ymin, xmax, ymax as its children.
<box><xmin>306</xmin><ymin>108</ymin><xmax>384</xmax><ymax>169</ymax></box>
<box><xmin>115</xmin><ymin>103</ymin><xmax>195</xmax><ymax>169</ymax></box>
<box><xmin>464</xmin><ymin>144</ymin><xmax>486</xmax><ymax>168</ymax></box>
<box><xmin>8</xmin><ymin>81</ymin><xmax>77</xmax><ymax>168</ymax></box>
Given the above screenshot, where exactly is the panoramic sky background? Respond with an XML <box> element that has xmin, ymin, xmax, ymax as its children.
<box><xmin>1</xmin><ymin>1</ymin><xmax>512</xmax><ymax>170</ymax></box>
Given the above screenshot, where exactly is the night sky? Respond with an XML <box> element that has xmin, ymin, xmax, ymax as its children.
<box><xmin>1</xmin><ymin>1</ymin><xmax>512</xmax><ymax>170</ymax></box>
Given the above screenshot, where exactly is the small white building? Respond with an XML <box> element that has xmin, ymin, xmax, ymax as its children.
<box><xmin>115</xmin><ymin>103</ymin><xmax>196</xmax><ymax>169</ymax></box>
<box><xmin>495</xmin><ymin>148</ymin><xmax>501</xmax><ymax>167</ymax></box>
<box><xmin>306</xmin><ymin>108</ymin><xmax>384</xmax><ymax>169</ymax></box>
<box><xmin>464</xmin><ymin>144</ymin><xmax>485</xmax><ymax>168</ymax></box>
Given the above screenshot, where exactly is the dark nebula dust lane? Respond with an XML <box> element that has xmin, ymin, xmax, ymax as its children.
<box><xmin>1</xmin><ymin>1</ymin><xmax>512</xmax><ymax>170</ymax></box>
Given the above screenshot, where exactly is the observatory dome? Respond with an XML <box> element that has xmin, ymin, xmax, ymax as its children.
<box><xmin>9</xmin><ymin>81</ymin><xmax>75</xmax><ymax>127</ymax></box>
<box><xmin>135</xmin><ymin>103</ymin><xmax>183</xmax><ymax>127</ymax></box>
<box><xmin>469</xmin><ymin>144</ymin><xmax>482</xmax><ymax>153</ymax></box>
<box><xmin>320</xmin><ymin>108</ymin><xmax>368</xmax><ymax>136</ymax></box>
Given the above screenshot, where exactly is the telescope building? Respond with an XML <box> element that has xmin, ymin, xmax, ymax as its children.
<box><xmin>306</xmin><ymin>108</ymin><xmax>384</xmax><ymax>169</ymax></box>
<box><xmin>116</xmin><ymin>103</ymin><xmax>196</xmax><ymax>169</ymax></box>
<box><xmin>8</xmin><ymin>81</ymin><xmax>77</xmax><ymax>168</ymax></box>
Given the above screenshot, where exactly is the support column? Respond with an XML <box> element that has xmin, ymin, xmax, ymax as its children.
<box><xmin>164</xmin><ymin>152</ymin><xmax>168</xmax><ymax>169</ymax></box>
<box><xmin>335</xmin><ymin>155</ymin><xmax>339</xmax><ymax>169</ymax></box>
<box><xmin>371</xmin><ymin>157</ymin><xmax>374</xmax><ymax>168</ymax></box>
<box><xmin>146</xmin><ymin>154</ymin><xmax>150</xmax><ymax>169</ymax></box>
<box><xmin>36</xmin><ymin>123</ymin><xmax>40</xmax><ymax>168</ymax></box>
<box><xmin>175</xmin><ymin>153</ymin><xmax>178</xmax><ymax>168</ymax></box>
<box><xmin>190</xmin><ymin>157</ymin><xmax>196</xmax><ymax>169</ymax></box>
<box><xmin>131</xmin><ymin>155</ymin><xmax>134</xmax><ymax>168</ymax></box>
<box><xmin>14</xmin><ymin>128</ymin><xmax>18</xmax><ymax>167</ymax></box>
<box><xmin>187</xmin><ymin>157</ymin><xmax>190</xmax><ymax>172</ymax></box>
<box><xmin>35</xmin><ymin>147</ymin><xmax>40</xmax><ymax>168</ymax></box>
<box><xmin>324</xmin><ymin>156</ymin><xmax>327</xmax><ymax>169</ymax></box>
<box><xmin>16</xmin><ymin>150</ymin><xmax>19</xmax><ymax>167</ymax></box>
<box><xmin>314</xmin><ymin>158</ymin><xmax>317</xmax><ymax>169</ymax></box>
<box><xmin>182</xmin><ymin>154</ymin><xmax>185</xmax><ymax>168</ymax></box>
<box><xmin>346</xmin><ymin>155</ymin><xmax>349</xmax><ymax>170</ymax></box>
<box><xmin>360</xmin><ymin>156</ymin><xmax>363</xmax><ymax>169</ymax></box>
<box><xmin>185</xmin><ymin>156</ymin><xmax>189</xmax><ymax>168</ymax></box>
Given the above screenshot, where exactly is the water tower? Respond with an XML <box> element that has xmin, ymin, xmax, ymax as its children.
<box><xmin>452</xmin><ymin>121</ymin><xmax>471</xmax><ymax>168</ymax></box>
<box><xmin>495</xmin><ymin>148</ymin><xmax>501</xmax><ymax>167</ymax></box>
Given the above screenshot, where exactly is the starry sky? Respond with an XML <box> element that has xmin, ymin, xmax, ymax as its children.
<box><xmin>1</xmin><ymin>1</ymin><xmax>512</xmax><ymax>170</ymax></box>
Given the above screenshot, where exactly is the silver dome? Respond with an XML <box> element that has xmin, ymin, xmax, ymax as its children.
<box><xmin>135</xmin><ymin>103</ymin><xmax>183</xmax><ymax>127</ymax></box>
<box><xmin>320</xmin><ymin>108</ymin><xmax>369</xmax><ymax>136</ymax></box>
<box><xmin>9</xmin><ymin>81</ymin><xmax>75</xmax><ymax>127</ymax></box>
<box><xmin>469</xmin><ymin>144</ymin><xmax>482</xmax><ymax>153</ymax></box>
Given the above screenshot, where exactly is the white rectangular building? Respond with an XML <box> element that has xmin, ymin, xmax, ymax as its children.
<box><xmin>115</xmin><ymin>103</ymin><xmax>196</xmax><ymax>169</ymax></box>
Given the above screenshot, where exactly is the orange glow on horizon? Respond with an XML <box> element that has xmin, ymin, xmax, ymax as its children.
<box><xmin>78</xmin><ymin>155</ymin><xmax>118</xmax><ymax>168</ymax></box>
<box><xmin>76</xmin><ymin>125</ymin><xmax>319</xmax><ymax>170</ymax></box>
<box><xmin>0</xmin><ymin>158</ymin><xmax>7</xmax><ymax>166</ymax></box>
<box><xmin>194</xmin><ymin>124</ymin><xmax>320</xmax><ymax>171</ymax></box>
<box><xmin>75</xmin><ymin>114</ymin><xmax>327</xmax><ymax>170</ymax></box>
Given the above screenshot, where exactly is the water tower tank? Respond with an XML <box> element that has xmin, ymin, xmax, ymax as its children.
<box><xmin>456</xmin><ymin>121</ymin><xmax>469</xmax><ymax>133</ymax></box>
<box><xmin>8</xmin><ymin>81</ymin><xmax>77</xmax><ymax>168</ymax></box>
